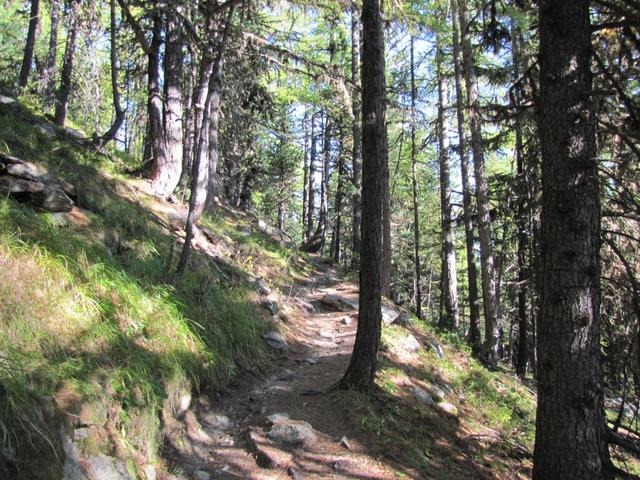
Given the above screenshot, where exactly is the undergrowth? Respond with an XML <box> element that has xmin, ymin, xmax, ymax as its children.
<box><xmin>0</xmin><ymin>99</ymin><xmax>294</xmax><ymax>478</ymax></box>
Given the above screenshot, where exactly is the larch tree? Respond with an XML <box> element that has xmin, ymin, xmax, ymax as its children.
<box><xmin>533</xmin><ymin>0</ymin><xmax>613</xmax><ymax>478</ymax></box>
<box><xmin>451</xmin><ymin>5</ymin><xmax>481</xmax><ymax>352</ymax></box>
<box><xmin>18</xmin><ymin>0</ymin><xmax>40</xmax><ymax>91</ymax></box>
<box><xmin>457</xmin><ymin>0</ymin><xmax>499</xmax><ymax>362</ymax></box>
<box><xmin>340</xmin><ymin>0</ymin><xmax>386</xmax><ymax>391</ymax></box>
<box><xmin>436</xmin><ymin>25</ymin><xmax>459</xmax><ymax>332</ymax></box>
<box><xmin>351</xmin><ymin>2</ymin><xmax>363</xmax><ymax>270</ymax></box>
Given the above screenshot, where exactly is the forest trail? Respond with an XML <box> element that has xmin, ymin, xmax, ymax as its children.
<box><xmin>163</xmin><ymin>258</ymin><xmax>403</xmax><ymax>479</ymax></box>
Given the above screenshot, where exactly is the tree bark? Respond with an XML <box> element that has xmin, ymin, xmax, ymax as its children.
<box><xmin>147</xmin><ymin>6</ymin><xmax>169</xmax><ymax>195</ymax></box>
<box><xmin>41</xmin><ymin>0</ymin><xmax>60</xmax><ymax>104</ymax></box>
<box><xmin>94</xmin><ymin>0</ymin><xmax>125</xmax><ymax>148</ymax></box>
<box><xmin>512</xmin><ymin>26</ymin><xmax>529</xmax><ymax>379</ymax></box>
<box><xmin>331</xmin><ymin>134</ymin><xmax>345</xmax><ymax>264</ymax></box>
<box><xmin>54</xmin><ymin>0</ymin><xmax>80</xmax><ymax>127</ymax></box>
<box><xmin>315</xmin><ymin>112</ymin><xmax>331</xmax><ymax>250</ymax></box>
<box><xmin>458</xmin><ymin>0</ymin><xmax>499</xmax><ymax>363</ymax></box>
<box><xmin>436</xmin><ymin>34</ymin><xmax>460</xmax><ymax>332</ymax></box>
<box><xmin>302</xmin><ymin>110</ymin><xmax>310</xmax><ymax>236</ymax></box>
<box><xmin>157</xmin><ymin>9</ymin><xmax>184</xmax><ymax>196</ymax></box>
<box><xmin>18</xmin><ymin>0</ymin><xmax>41</xmax><ymax>91</ymax></box>
<box><xmin>176</xmin><ymin>10</ymin><xmax>234</xmax><ymax>279</ymax></box>
<box><xmin>409</xmin><ymin>37</ymin><xmax>422</xmax><ymax>320</ymax></box>
<box><xmin>452</xmin><ymin>5</ymin><xmax>481</xmax><ymax>351</ymax></box>
<box><xmin>351</xmin><ymin>2</ymin><xmax>363</xmax><ymax>270</ymax></box>
<box><xmin>306</xmin><ymin>112</ymin><xmax>317</xmax><ymax>242</ymax></box>
<box><xmin>204</xmin><ymin>30</ymin><xmax>226</xmax><ymax>210</ymax></box>
<box><xmin>533</xmin><ymin>1</ymin><xmax>613</xmax><ymax>478</ymax></box>
<box><xmin>340</xmin><ymin>0</ymin><xmax>386</xmax><ymax>392</ymax></box>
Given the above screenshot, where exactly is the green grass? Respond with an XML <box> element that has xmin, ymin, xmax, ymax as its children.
<box><xmin>338</xmin><ymin>321</ymin><xmax>537</xmax><ymax>479</ymax></box>
<box><xmin>0</xmin><ymin>100</ymin><xmax>281</xmax><ymax>478</ymax></box>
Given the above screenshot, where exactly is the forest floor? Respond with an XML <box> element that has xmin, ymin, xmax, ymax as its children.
<box><xmin>163</xmin><ymin>260</ymin><xmax>401</xmax><ymax>479</ymax></box>
<box><xmin>160</xmin><ymin>251</ymin><xmax>534</xmax><ymax>480</ymax></box>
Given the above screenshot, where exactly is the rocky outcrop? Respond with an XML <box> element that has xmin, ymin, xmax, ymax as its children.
<box><xmin>0</xmin><ymin>153</ymin><xmax>75</xmax><ymax>212</ymax></box>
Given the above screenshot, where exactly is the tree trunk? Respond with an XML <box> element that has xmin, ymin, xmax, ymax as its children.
<box><xmin>458</xmin><ymin>0</ymin><xmax>499</xmax><ymax>363</ymax></box>
<box><xmin>351</xmin><ymin>2</ymin><xmax>363</xmax><ymax>270</ymax></box>
<box><xmin>302</xmin><ymin>110</ymin><xmax>310</xmax><ymax>236</ymax></box>
<box><xmin>409</xmin><ymin>37</ymin><xmax>422</xmax><ymax>320</ymax></box>
<box><xmin>204</xmin><ymin>33</ymin><xmax>225</xmax><ymax>210</ymax></box>
<box><xmin>331</xmin><ymin>135</ymin><xmax>345</xmax><ymax>264</ymax></box>
<box><xmin>533</xmin><ymin>1</ymin><xmax>613</xmax><ymax>478</ymax></box>
<box><xmin>512</xmin><ymin>26</ymin><xmax>529</xmax><ymax>379</ymax></box>
<box><xmin>18</xmin><ymin>0</ymin><xmax>41</xmax><ymax>90</ymax></box>
<box><xmin>452</xmin><ymin>6</ymin><xmax>481</xmax><ymax>351</ymax></box>
<box><xmin>315</xmin><ymin>112</ymin><xmax>331</xmax><ymax>250</ymax></box>
<box><xmin>147</xmin><ymin>7</ymin><xmax>169</xmax><ymax>195</ymax></box>
<box><xmin>340</xmin><ymin>0</ymin><xmax>386</xmax><ymax>392</ymax></box>
<box><xmin>436</xmin><ymin>34</ymin><xmax>460</xmax><ymax>332</ymax></box>
<box><xmin>94</xmin><ymin>0</ymin><xmax>125</xmax><ymax>148</ymax></box>
<box><xmin>176</xmin><ymin>10</ymin><xmax>234</xmax><ymax>279</ymax></box>
<box><xmin>381</xmin><ymin>145</ymin><xmax>391</xmax><ymax>297</ymax></box>
<box><xmin>41</xmin><ymin>0</ymin><xmax>60</xmax><ymax>104</ymax></box>
<box><xmin>54</xmin><ymin>0</ymin><xmax>80</xmax><ymax>127</ymax></box>
<box><xmin>180</xmin><ymin>58</ymin><xmax>196</xmax><ymax>189</ymax></box>
<box><xmin>306</xmin><ymin>113</ymin><xmax>317</xmax><ymax>242</ymax></box>
<box><xmin>156</xmin><ymin>9</ymin><xmax>184</xmax><ymax>196</ymax></box>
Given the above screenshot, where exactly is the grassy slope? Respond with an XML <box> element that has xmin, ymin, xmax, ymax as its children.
<box><xmin>0</xmin><ymin>98</ymin><xmax>305</xmax><ymax>478</ymax></box>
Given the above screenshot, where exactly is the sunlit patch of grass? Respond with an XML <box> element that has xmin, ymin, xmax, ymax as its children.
<box><xmin>0</xmin><ymin>100</ymin><xmax>283</xmax><ymax>478</ymax></box>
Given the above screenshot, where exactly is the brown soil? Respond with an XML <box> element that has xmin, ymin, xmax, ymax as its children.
<box><xmin>161</xmin><ymin>260</ymin><xmax>406</xmax><ymax>479</ymax></box>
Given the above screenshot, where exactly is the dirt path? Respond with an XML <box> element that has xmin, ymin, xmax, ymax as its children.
<box><xmin>163</xmin><ymin>260</ymin><xmax>404</xmax><ymax>480</ymax></box>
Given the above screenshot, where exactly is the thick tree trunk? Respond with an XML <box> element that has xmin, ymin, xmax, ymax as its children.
<box><xmin>204</xmin><ymin>37</ymin><xmax>225</xmax><ymax>210</ymax></box>
<box><xmin>452</xmin><ymin>7</ymin><xmax>481</xmax><ymax>351</ymax></box>
<box><xmin>94</xmin><ymin>0</ymin><xmax>125</xmax><ymax>148</ymax></box>
<box><xmin>180</xmin><ymin>59</ymin><xmax>196</xmax><ymax>189</ymax></box>
<box><xmin>41</xmin><ymin>0</ymin><xmax>60</xmax><ymax>104</ymax></box>
<box><xmin>381</xmin><ymin>152</ymin><xmax>391</xmax><ymax>297</ymax></box>
<box><xmin>147</xmin><ymin>7</ymin><xmax>169</xmax><ymax>195</ymax></box>
<box><xmin>533</xmin><ymin>1</ymin><xmax>613</xmax><ymax>478</ymax></box>
<box><xmin>18</xmin><ymin>0</ymin><xmax>41</xmax><ymax>90</ymax></box>
<box><xmin>436</xmin><ymin>36</ymin><xmax>460</xmax><ymax>332</ymax></box>
<box><xmin>409</xmin><ymin>37</ymin><xmax>422</xmax><ymax>320</ymax></box>
<box><xmin>458</xmin><ymin>0</ymin><xmax>499</xmax><ymax>363</ymax></box>
<box><xmin>156</xmin><ymin>10</ymin><xmax>184</xmax><ymax>197</ymax></box>
<box><xmin>351</xmin><ymin>3</ymin><xmax>363</xmax><ymax>270</ymax></box>
<box><xmin>54</xmin><ymin>0</ymin><xmax>80</xmax><ymax>127</ymax></box>
<box><xmin>340</xmin><ymin>0</ymin><xmax>386</xmax><ymax>392</ymax></box>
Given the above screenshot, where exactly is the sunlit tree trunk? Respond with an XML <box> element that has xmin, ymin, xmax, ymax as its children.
<box><xmin>156</xmin><ymin>9</ymin><xmax>184</xmax><ymax>196</ymax></box>
<box><xmin>452</xmin><ymin>7</ymin><xmax>481</xmax><ymax>352</ymax></box>
<box><xmin>54</xmin><ymin>0</ymin><xmax>80</xmax><ymax>127</ymax></box>
<box><xmin>18</xmin><ymin>0</ymin><xmax>41</xmax><ymax>91</ymax></box>
<box><xmin>436</xmin><ymin>33</ymin><xmax>459</xmax><ymax>331</ymax></box>
<box><xmin>41</xmin><ymin>0</ymin><xmax>60</xmax><ymax>104</ymax></box>
<box><xmin>458</xmin><ymin>0</ymin><xmax>499</xmax><ymax>363</ymax></box>
<box><xmin>409</xmin><ymin>37</ymin><xmax>422</xmax><ymax>319</ymax></box>
<box><xmin>94</xmin><ymin>0</ymin><xmax>125</xmax><ymax>148</ymax></box>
